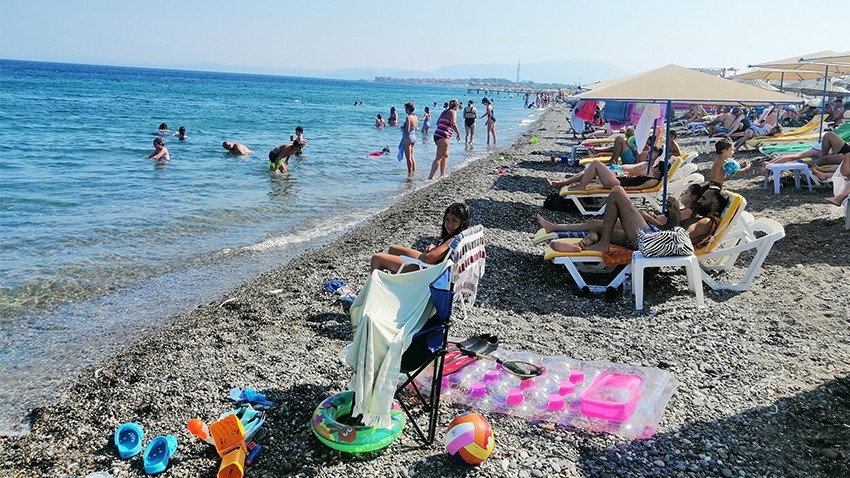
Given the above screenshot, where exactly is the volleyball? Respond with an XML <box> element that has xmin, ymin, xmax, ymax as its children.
<box><xmin>444</xmin><ymin>412</ymin><xmax>494</xmax><ymax>466</ymax></box>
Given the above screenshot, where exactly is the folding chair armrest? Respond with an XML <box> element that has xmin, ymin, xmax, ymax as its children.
<box><xmin>397</xmin><ymin>255</ymin><xmax>429</xmax><ymax>273</ymax></box>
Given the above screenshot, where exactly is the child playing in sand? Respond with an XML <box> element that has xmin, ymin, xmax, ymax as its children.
<box><xmin>370</xmin><ymin>203</ymin><xmax>471</xmax><ymax>272</ymax></box>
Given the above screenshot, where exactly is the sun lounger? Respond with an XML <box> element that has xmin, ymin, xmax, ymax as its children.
<box><xmin>558</xmin><ymin>157</ymin><xmax>690</xmax><ymax>215</ymax></box>
<box><xmin>541</xmin><ymin>191</ymin><xmax>785</xmax><ymax>296</ymax></box>
<box><xmin>742</xmin><ymin>115</ymin><xmax>827</xmax><ymax>150</ymax></box>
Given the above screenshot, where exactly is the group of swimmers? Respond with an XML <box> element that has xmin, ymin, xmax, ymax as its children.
<box><xmin>371</xmin><ymin>98</ymin><xmax>499</xmax><ymax>179</ymax></box>
<box><xmin>146</xmin><ymin>123</ymin><xmax>306</xmax><ymax>175</ymax></box>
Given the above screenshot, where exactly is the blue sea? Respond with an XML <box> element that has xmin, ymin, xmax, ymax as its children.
<box><xmin>0</xmin><ymin>59</ymin><xmax>541</xmax><ymax>433</ymax></box>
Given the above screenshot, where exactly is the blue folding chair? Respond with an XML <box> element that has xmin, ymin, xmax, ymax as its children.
<box><xmin>395</xmin><ymin>265</ymin><xmax>454</xmax><ymax>445</ymax></box>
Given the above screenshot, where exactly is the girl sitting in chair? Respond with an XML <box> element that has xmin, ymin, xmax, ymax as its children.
<box><xmin>370</xmin><ymin>203</ymin><xmax>471</xmax><ymax>272</ymax></box>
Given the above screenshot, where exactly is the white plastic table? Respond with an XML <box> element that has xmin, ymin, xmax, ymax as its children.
<box><xmin>763</xmin><ymin>162</ymin><xmax>814</xmax><ymax>195</ymax></box>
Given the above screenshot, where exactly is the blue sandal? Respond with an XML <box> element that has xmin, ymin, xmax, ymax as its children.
<box><xmin>142</xmin><ymin>435</ymin><xmax>178</xmax><ymax>475</ymax></box>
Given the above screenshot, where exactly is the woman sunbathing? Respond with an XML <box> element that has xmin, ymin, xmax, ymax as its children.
<box><xmin>549</xmin><ymin>185</ymin><xmax>727</xmax><ymax>253</ymax></box>
<box><xmin>370</xmin><ymin>202</ymin><xmax>471</xmax><ymax>272</ymax></box>
<box><xmin>536</xmin><ymin>183</ymin><xmax>708</xmax><ymax>238</ymax></box>
<box><xmin>763</xmin><ymin>131</ymin><xmax>850</xmax><ymax>173</ymax></box>
<box><xmin>547</xmin><ymin>159</ymin><xmax>666</xmax><ymax>191</ymax></box>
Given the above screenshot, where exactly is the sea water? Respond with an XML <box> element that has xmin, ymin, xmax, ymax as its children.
<box><xmin>0</xmin><ymin>59</ymin><xmax>542</xmax><ymax>433</ymax></box>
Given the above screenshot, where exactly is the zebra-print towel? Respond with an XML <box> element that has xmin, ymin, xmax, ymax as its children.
<box><xmin>637</xmin><ymin>226</ymin><xmax>694</xmax><ymax>257</ymax></box>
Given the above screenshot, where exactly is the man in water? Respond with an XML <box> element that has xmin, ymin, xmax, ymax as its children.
<box><xmin>222</xmin><ymin>141</ymin><xmax>253</xmax><ymax>155</ymax></box>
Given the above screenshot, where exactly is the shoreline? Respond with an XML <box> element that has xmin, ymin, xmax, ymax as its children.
<box><xmin>2</xmin><ymin>107</ymin><xmax>848</xmax><ymax>477</ymax></box>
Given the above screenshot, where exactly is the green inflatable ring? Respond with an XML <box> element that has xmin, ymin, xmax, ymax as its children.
<box><xmin>310</xmin><ymin>391</ymin><xmax>406</xmax><ymax>453</ymax></box>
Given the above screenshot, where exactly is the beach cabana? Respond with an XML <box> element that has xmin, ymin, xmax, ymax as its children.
<box><xmin>575</xmin><ymin>64</ymin><xmax>803</xmax><ymax>210</ymax></box>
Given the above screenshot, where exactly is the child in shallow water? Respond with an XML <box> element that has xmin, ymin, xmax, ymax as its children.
<box><xmin>147</xmin><ymin>137</ymin><xmax>170</xmax><ymax>161</ymax></box>
<box><xmin>370</xmin><ymin>203</ymin><xmax>472</xmax><ymax>272</ymax></box>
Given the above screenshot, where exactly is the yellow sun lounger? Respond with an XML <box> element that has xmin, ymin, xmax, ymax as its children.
<box><xmin>742</xmin><ymin>115</ymin><xmax>826</xmax><ymax>150</ymax></box>
<box><xmin>541</xmin><ymin>191</ymin><xmax>785</xmax><ymax>296</ymax></box>
<box><xmin>558</xmin><ymin>157</ymin><xmax>686</xmax><ymax>215</ymax></box>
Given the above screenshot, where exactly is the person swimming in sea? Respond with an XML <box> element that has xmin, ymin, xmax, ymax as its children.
<box><xmin>222</xmin><ymin>141</ymin><xmax>253</xmax><ymax>155</ymax></box>
<box><xmin>147</xmin><ymin>137</ymin><xmax>170</xmax><ymax>162</ymax></box>
<box><xmin>174</xmin><ymin>126</ymin><xmax>189</xmax><ymax>140</ymax></box>
<box><xmin>155</xmin><ymin>123</ymin><xmax>172</xmax><ymax>136</ymax></box>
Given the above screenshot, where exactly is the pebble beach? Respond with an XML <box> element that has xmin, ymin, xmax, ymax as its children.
<box><xmin>1</xmin><ymin>106</ymin><xmax>848</xmax><ymax>478</ymax></box>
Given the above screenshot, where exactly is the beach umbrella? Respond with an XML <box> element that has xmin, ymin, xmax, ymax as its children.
<box><xmin>732</xmin><ymin>78</ymin><xmax>779</xmax><ymax>92</ymax></box>
<box><xmin>751</xmin><ymin>51</ymin><xmax>850</xmax><ymax>139</ymax></box>
<box><xmin>732</xmin><ymin>69</ymin><xmax>826</xmax><ymax>91</ymax></box>
<box><xmin>783</xmin><ymin>79</ymin><xmax>850</xmax><ymax>97</ymax></box>
<box><xmin>575</xmin><ymin>64</ymin><xmax>803</xmax><ymax>212</ymax></box>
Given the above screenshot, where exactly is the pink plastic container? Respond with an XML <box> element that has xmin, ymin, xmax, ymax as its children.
<box><xmin>580</xmin><ymin>372</ymin><xmax>643</xmax><ymax>423</ymax></box>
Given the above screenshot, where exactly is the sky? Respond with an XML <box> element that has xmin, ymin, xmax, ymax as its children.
<box><xmin>1</xmin><ymin>0</ymin><xmax>847</xmax><ymax>80</ymax></box>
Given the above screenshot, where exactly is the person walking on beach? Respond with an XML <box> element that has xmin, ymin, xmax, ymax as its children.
<box><xmin>268</xmin><ymin>139</ymin><xmax>304</xmax><ymax>174</ymax></box>
<box><xmin>222</xmin><ymin>141</ymin><xmax>253</xmax><ymax>155</ymax></box>
<box><xmin>421</xmin><ymin>107</ymin><xmax>432</xmax><ymax>137</ymax></box>
<box><xmin>482</xmin><ymin>98</ymin><xmax>496</xmax><ymax>145</ymax></box>
<box><xmin>463</xmin><ymin>100</ymin><xmax>478</xmax><ymax>147</ymax></box>
<box><xmin>428</xmin><ymin>99</ymin><xmax>461</xmax><ymax>179</ymax></box>
<box><xmin>147</xmin><ymin>137</ymin><xmax>170</xmax><ymax>162</ymax></box>
<box><xmin>398</xmin><ymin>102</ymin><xmax>418</xmax><ymax>175</ymax></box>
<box><xmin>388</xmin><ymin>106</ymin><xmax>399</xmax><ymax>127</ymax></box>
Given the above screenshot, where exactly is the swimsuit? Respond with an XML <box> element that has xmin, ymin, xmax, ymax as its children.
<box><xmin>839</xmin><ymin>143</ymin><xmax>850</xmax><ymax>155</ymax></box>
<box><xmin>617</xmin><ymin>176</ymin><xmax>655</xmax><ymax>188</ymax></box>
<box><xmin>487</xmin><ymin>107</ymin><xmax>496</xmax><ymax>123</ymax></box>
<box><xmin>433</xmin><ymin>111</ymin><xmax>454</xmax><ymax>141</ymax></box>
<box><xmin>463</xmin><ymin>107</ymin><xmax>476</xmax><ymax>127</ymax></box>
<box><xmin>422</xmin><ymin>114</ymin><xmax>431</xmax><ymax>129</ymax></box>
<box><xmin>397</xmin><ymin>125</ymin><xmax>417</xmax><ymax>161</ymax></box>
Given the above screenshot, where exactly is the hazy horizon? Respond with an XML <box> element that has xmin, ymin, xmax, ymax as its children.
<box><xmin>1</xmin><ymin>0</ymin><xmax>846</xmax><ymax>84</ymax></box>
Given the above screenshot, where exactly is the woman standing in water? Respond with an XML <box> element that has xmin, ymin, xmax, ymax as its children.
<box><xmin>482</xmin><ymin>98</ymin><xmax>496</xmax><ymax>145</ymax></box>
<box><xmin>421</xmin><ymin>106</ymin><xmax>432</xmax><ymax>137</ymax></box>
<box><xmin>398</xmin><ymin>102</ymin><xmax>419</xmax><ymax>175</ymax></box>
<box><xmin>388</xmin><ymin>106</ymin><xmax>399</xmax><ymax>127</ymax></box>
<box><xmin>428</xmin><ymin>99</ymin><xmax>461</xmax><ymax>179</ymax></box>
<box><xmin>463</xmin><ymin>100</ymin><xmax>477</xmax><ymax>147</ymax></box>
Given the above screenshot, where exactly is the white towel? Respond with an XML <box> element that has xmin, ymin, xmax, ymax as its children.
<box><xmin>635</xmin><ymin>103</ymin><xmax>662</xmax><ymax>154</ymax></box>
<box><xmin>346</xmin><ymin>261</ymin><xmax>451</xmax><ymax>427</ymax></box>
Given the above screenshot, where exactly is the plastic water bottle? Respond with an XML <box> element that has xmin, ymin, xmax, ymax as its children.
<box><xmin>623</xmin><ymin>275</ymin><xmax>632</xmax><ymax>294</ymax></box>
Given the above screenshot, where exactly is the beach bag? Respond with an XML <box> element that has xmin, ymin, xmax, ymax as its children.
<box><xmin>543</xmin><ymin>193</ymin><xmax>576</xmax><ymax>212</ymax></box>
<box><xmin>637</xmin><ymin>226</ymin><xmax>694</xmax><ymax>258</ymax></box>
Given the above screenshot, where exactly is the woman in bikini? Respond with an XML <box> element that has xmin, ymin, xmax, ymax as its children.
<box><xmin>370</xmin><ymin>203</ymin><xmax>471</xmax><ymax>272</ymax></box>
<box><xmin>547</xmin><ymin>159</ymin><xmax>666</xmax><ymax>191</ymax></box>
<box><xmin>481</xmin><ymin>98</ymin><xmax>496</xmax><ymax>145</ymax></box>
<box><xmin>537</xmin><ymin>183</ymin><xmax>708</xmax><ymax>239</ymax></box>
<box><xmin>421</xmin><ymin>107</ymin><xmax>431</xmax><ymax>137</ymax></box>
<box><xmin>463</xmin><ymin>100</ymin><xmax>477</xmax><ymax>147</ymax></box>
<box><xmin>550</xmin><ymin>185</ymin><xmax>727</xmax><ymax>253</ymax></box>
<box><xmin>428</xmin><ymin>99</ymin><xmax>461</xmax><ymax>179</ymax></box>
<box><xmin>388</xmin><ymin>107</ymin><xmax>399</xmax><ymax>127</ymax></box>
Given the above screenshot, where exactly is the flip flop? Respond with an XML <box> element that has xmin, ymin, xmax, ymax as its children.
<box><xmin>114</xmin><ymin>423</ymin><xmax>144</xmax><ymax>459</ymax></box>
<box><xmin>143</xmin><ymin>435</ymin><xmax>178</xmax><ymax>475</ymax></box>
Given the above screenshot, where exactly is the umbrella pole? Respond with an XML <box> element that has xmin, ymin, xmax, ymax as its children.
<box><xmin>818</xmin><ymin>65</ymin><xmax>830</xmax><ymax>141</ymax></box>
<box><xmin>645</xmin><ymin>117</ymin><xmax>659</xmax><ymax>176</ymax></box>
<box><xmin>661</xmin><ymin>100</ymin><xmax>672</xmax><ymax>214</ymax></box>
<box><xmin>779</xmin><ymin>72</ymin><xmax>784</xmax><ymax>93</ymax></box>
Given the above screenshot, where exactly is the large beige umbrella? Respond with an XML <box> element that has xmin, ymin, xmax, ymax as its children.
<box><xmin>732</xmin><ymin>78</ymin><xmax>779</xmax><ymax>92</ymax></box>
<box><xmin>575</xmin><ymin>64</ymin><xmax>803</xmax><ymax>105</ymax></box>
<box><xmin>575</xmin><ymin>64</ymin><xmax>802</xmax><ymax>210</ymax></box>
<box><xmin>783</xmin><ymin>79</ymin><xmax>850</xmax><ymax>96</ymax></box>
<box><xmin>732</xmin><ymin>69</ymin><xmax>825</xmax><ymax>82</ymax></box>
<box><xmin>801</xmin><ymin>51</ymin><xmax>850</xmax><ymax>67</ymax></box>
<box><xmin>751</xmin><ymin>50</ymin><xmax>850</xmax><ymax>74</ymax></box>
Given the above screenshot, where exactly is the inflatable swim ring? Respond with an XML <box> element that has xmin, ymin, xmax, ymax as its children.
<box><xmin>311</xmin><ymin>391</ymin><xmax>405</xmax><ymax>453</ymax></box>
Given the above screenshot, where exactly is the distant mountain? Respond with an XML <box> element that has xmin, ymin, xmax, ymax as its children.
<box><xmin>163</xmin><ymin>60</ymin><xmax>629</xmax><ymax>85</ymax></box>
